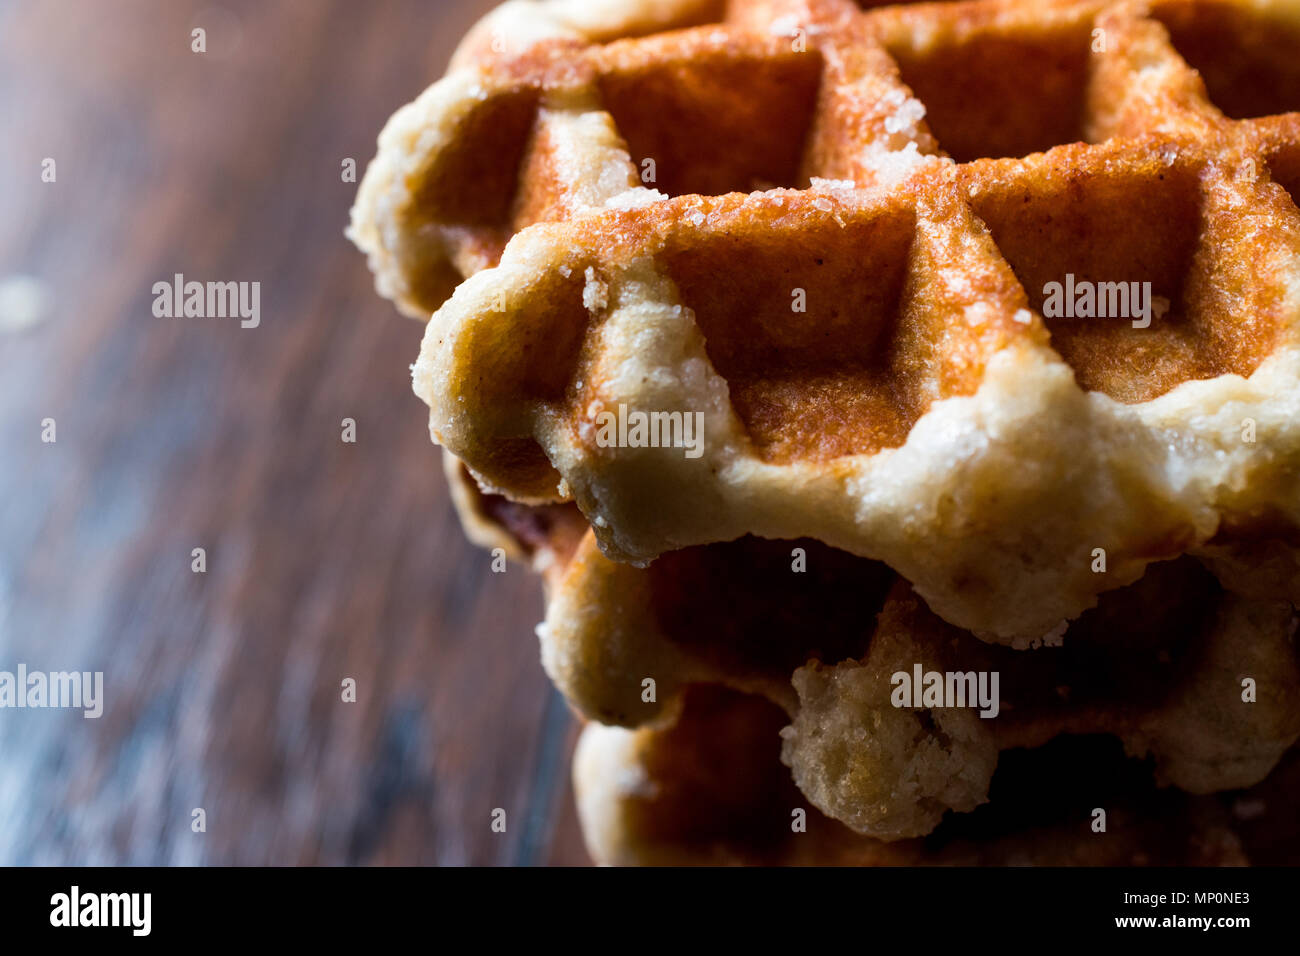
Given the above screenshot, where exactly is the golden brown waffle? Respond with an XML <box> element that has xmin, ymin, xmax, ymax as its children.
<box><xmin>575</xmin><ymin>684</ymin><xmax>1300</xmax><ymax>865</ymax></box>
<box><xmin>354</xmin><ymin>0</ymin><xmax>1300</xmax><ymax>865</ymax></box>
<box><xmin>349</xmin><ymin>0</ymin><xmax>728</xmax><ymax>318</ymax></box>
<box><xmin>365</xmin><ymin>0</ymin><xmax>1300</xmax><ymax>644</ymax></box>
<box><xmin>446</xmin><ymin>459</ymin><xmax>1299</xmax><ymax>843</ymax></box>
<box><xmin>782</xmin><ymin>559</ymin><xmax>1299</xmax><ymax>839</ymax></box>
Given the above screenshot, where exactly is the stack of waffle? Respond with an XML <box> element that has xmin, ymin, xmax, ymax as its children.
<box><xmin>350</xmin><ymin>0</ymin><xmax>1300</xmax><ymax>864</ymax></box>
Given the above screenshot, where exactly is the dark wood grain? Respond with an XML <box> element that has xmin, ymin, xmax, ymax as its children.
<box><xmin>0</xmin><ymin>0</ymin><xmax>587</xmax><ymax>865</ymax></box>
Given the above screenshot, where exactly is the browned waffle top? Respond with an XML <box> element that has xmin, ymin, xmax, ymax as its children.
<box><xmin>363</xmin><ymin>0</ymin><xmax>1300</xmax><ymax>642</ymax></box>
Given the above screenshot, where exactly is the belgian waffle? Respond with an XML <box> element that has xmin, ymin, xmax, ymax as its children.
<box><xmin>446</xmin><ymin>459</ymin><xmax>1300</xmax><ymax>844</ymax></box>
<box><xmin>352</xmin><ymin>0</ymin><xmax>1300</xmax><ymax>865</ymax></box>
<box><xmin>357</xmin><ymin>0</ymin><xmax>1300</xmax><ymax>643</ymax></box>
<box><xmin>575</xmin><ymin>684</ymin><xmax>1300</xmax><ymax>866</ymax></box>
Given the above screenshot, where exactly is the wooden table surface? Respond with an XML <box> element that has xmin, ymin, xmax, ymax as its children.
<box><xmin>0</xmin><ymin>0</ymin><xmax>589</xmax><ymax>865</ymax></box>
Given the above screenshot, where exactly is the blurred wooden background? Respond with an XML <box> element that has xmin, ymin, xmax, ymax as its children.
<box><xmin>0</xmin><ymin>0</ymin><xmax>590</xmax><ymax>864</ymax></box>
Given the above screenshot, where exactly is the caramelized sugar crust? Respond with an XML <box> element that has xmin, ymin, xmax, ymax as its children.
<box><xmin>381</xmin><ymin>0</ymin><xmax>1300</xmax><ymax>644</ymax></box>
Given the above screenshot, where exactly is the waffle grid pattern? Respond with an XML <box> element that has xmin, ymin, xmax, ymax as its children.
<box><xmin>379</xmin><ymin>0</ymin><xmax>1300</xmax><ymax>643</ymax></box>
